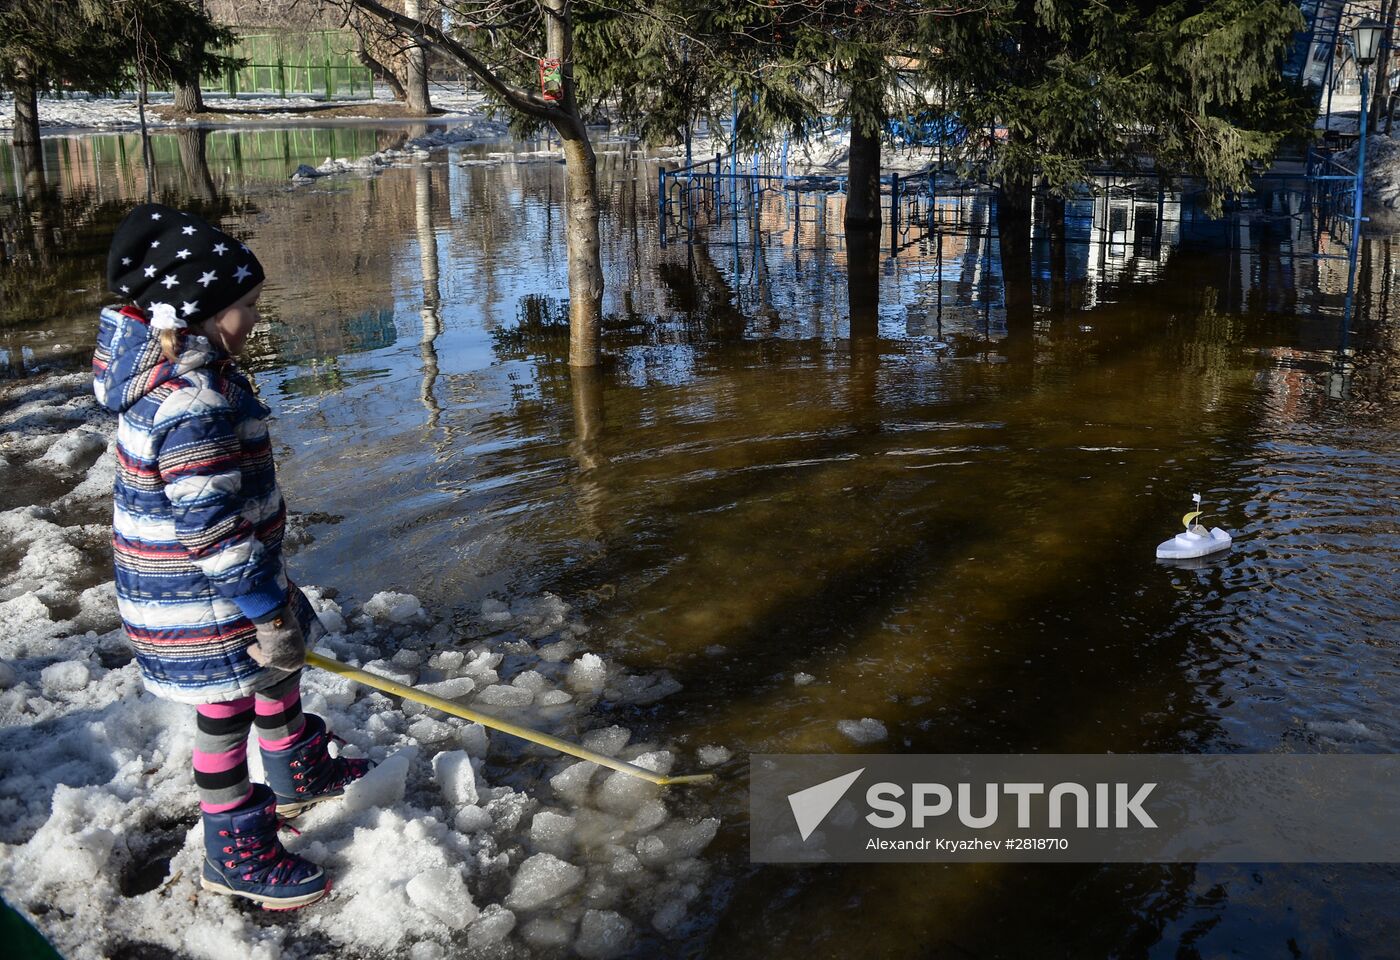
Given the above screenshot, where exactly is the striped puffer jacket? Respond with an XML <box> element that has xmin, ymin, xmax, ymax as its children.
<box><xmin>93</xmin><ymin>304</ymin><xmax>324</xmax><ymax>704</ymax></box>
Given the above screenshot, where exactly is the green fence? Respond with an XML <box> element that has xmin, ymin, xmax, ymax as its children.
<box><xmin>203</xmin><ymin>29</ymin><xmax>375</xmax><ymax>99</ymax></box>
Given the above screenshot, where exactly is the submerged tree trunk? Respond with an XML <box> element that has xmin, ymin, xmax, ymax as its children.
<box><xmin>403</xmin><ymin>0</ymin><xmax>432</xmax><ymax>114</ymax></box>
<box><xmin>844</xmin><ymin>56</ymin><xmax>884</xmax><ymax>232</ymax></box>
<box><xmin>12</xmin><ymin>57</ymin><xmax>43</xmax><ymax>178</ymax></box>
<box><xmin>846</xmin><ymin>226</ymin><xmax>880</xmax><ymax>340</ymax></box>
<box><xmin>996</xmin><ymin>175</ymin><xmax>1035</xmax><ymax>356</ymax></box>
<box><xmin>1045</xmin><ymin>190</ymin><xmax>1067</xmax><ymax>319</ymax></box>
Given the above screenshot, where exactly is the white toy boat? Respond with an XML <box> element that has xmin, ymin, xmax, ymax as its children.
<box><xmin>1156</xmin><ymin>494</ymin><xmax>1232</xmax><ymax>560</ymax></box>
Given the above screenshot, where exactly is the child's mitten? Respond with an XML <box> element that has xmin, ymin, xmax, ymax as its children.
<box><xmin>248</xmin><ymin>607</ymin><xmax>306</xmax><ymax>672</ymax></box>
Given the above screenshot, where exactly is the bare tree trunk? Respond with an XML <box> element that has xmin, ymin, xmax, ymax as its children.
<box><xmin>357</xmin><ymin>39</ymin><xmax>407</xmax><ymax>101</ymax></box>
<box><xmin>547</xmin><ymin>0</ymin><xmax>602</xmax><ymax>366</ymax></box>
<box><xmin>12</xmin><ymin>56</ymin><xmax>44</xmax><ymax>177</ymax></box>
<box><xmin>403</xmin><ymin>0</ymin><xmax>431</xmax><ymax>114</ymax></box>
<box><xmin>174</xmin><ymin>74</ymin><xmax>205</xmax><ymax>113</ymax></box>
<box><xmin>844</xmin><ymin>56</ymin><xmax>883</xmax><ymax>232</ymax></box>
<box><xmin>1368</xmin><ymin>0</ymin><xmax>1399</xmax><ymax>132</ymax></box>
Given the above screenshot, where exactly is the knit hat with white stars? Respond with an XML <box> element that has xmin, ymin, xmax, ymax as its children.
<box><xmin>106</xmin><ymin>203</ymin><xmax>265</xmax><ymax>332</ymax></box>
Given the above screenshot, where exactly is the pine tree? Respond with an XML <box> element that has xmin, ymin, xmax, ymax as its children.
<box><xmin>1</xmin><ymin>0</ymin><xmax>127</xmax><ymax>176</ymax></box>
<box><xmin>921</xmin><ymin>0</ymin><xmax>1313</xmax><ymax>217</ymax></box>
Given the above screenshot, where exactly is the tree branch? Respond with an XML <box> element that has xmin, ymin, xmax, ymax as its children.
<box><xmin>341</xmin><ymin>0</ymin><xmax>563</xmax><ymax>122</ymax></box>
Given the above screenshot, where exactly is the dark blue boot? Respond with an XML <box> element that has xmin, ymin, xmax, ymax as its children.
<box><xmin>199</xmin><ymin>784</ymin><xmax>329</xmax><ymax>910</ymax></box>
<box><xmin>261</xmin><ymin>713</ymin><xmax>374</xmax><ymax>817</ymax></box>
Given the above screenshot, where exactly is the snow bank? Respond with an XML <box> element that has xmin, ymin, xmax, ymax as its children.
<box><xmin>0</xmin><ymin>84</ymin><xmax>494</xmax><ymax>135</ymax></box>
<box><xmin>1335</xmin><ymin>134</ymin><xmax>1400</xmax><ymax>213</ymax></box>
<box><xmin>0</xmin><ymin>372</ymin><xmax>719</xmax><ymax>959</ymax></box>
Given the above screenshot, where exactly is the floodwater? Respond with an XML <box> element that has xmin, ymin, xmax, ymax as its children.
<box><xmin>4</xmin><ymin>123</ymin><xmax>1400</xmax><ymax>957</ymax></box>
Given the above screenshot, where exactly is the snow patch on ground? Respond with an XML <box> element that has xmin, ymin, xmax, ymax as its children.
<box><xmin>0</xmin><ymin>372</ymin><xmax>719</xmax><ymax>959</ymax></box>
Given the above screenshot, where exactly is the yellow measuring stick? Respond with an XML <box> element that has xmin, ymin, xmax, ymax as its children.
<box><xmin>306</xmin><ymin>651</ymin><xmax>716</xmax><ymax>787</ymax></box>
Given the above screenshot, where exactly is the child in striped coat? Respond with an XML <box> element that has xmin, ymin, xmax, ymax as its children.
<box><xmin>94</xmin><ymin>203</ymin><xmax>370</xmax><ymax>910</ymax></box>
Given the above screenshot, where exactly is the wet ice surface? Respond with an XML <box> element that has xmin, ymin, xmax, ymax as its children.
<box><xmin>0</xmin><ymin>374</ymin><xmax>720</xmax><ymax>959</ymax></box>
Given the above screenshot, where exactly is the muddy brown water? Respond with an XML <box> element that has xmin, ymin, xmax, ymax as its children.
<box><xmin>3</xmin><ymin>124</ymin><xmax>1399</xmax><ymax>957</ymax></box>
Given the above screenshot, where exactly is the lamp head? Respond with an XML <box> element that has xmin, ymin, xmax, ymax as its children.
<box><xmin>1353</xmin><ymin>18</ymin><xmax>1385</xmax><ymax>67</ymax></box>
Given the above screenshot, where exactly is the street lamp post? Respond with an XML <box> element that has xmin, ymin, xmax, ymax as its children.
<box><xmin>1351</xmin><ymin>18</ymin><xmax>1385</xmax><ymax>229</ymax></box>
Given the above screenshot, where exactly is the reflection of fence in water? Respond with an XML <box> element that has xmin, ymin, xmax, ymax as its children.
<box><xmin>0</xmin><ymin>127</ymin><xmax>386</xmax><ymax>196</ymax></box>
<box><xmin>658</xmin><ymin>160</ymin><xmax>1367</xmax><ymax>338</ymax></box>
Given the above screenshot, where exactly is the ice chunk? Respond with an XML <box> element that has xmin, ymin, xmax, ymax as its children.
<box><xmin>529</xmin><ymin>810</ymin><xmax>577</xmax><ymax>857</ymax></box>
<box><xmin>662</xmin><ymin>818</ymin><xmax>720</xmax><ymax>860</ymax></box>
<box><xmin>408</xmin><ymin>717</ymin><xmax>456</xmax><ymax>744</ymax></box>
<box><xmin>362</xmin><ymin>659</ymin><xmax>416</xmax><ymax>685</ymax></box>
<box><xmin>432</xmin><ymin>750</ymin><xmax>480</xmax><ymax>807</ymax></box>
<box><xmin>429</xmin><ymin>650</ymin><xmax>465</xmax><ymax>672</ymax></box>
<box><xmin>627</xmin><ymin>797</ymin><xmax>669</xmax><ymax>833</ymax></box>
<box><xmin>537</xmin><ymin>639</ymin><xmax>577</xmax><ymax>662</ymax></box>
<box><xmin>697</xmin><ymin>745</ymin><xmax>731</xmax><ymax>766</ymax></box>
<box><xmin>511</xmin><ymin>669</ymin><xmax>549</xmax><ymax>692</ymax></box>
<box><xmin>537</xmin><ymin>689</ymin><xmax>572</xmax><ymax>706</ymax></box>
<box><xmin>581</xmin><ymin>725</ymin><xmax>631</xmax><ymax>757</ymax></box>
<box><xmin>504</xmin><ymin>852</ymin><xmax>585</xmax><ymax>910</ymax></box>
<box><xmin>837</xmin><ymin>717</ymin><xmax>887</xmax><ymax>744</ymax></box>
<box><xmin>653</xmin><ymin>898</ymin><xmax>689</xmax><ymax>935</ymax></box>
<box><xmin>476</xmin><ymin>684</ymin><xmax>533</xmax><ymax>707</ymax></box>
<box><xmin>550</xmin><ymin>761</ymin><xmax>598</xmax><ymax>806</ymax></box>
<box><xmin>520</xmin><ymin>916</ymin><xmax>575</xmax><ymax>949</ymax></box>
<box><xmin>608</xmin><ymin>847</ymin><xmax>643</xmax><ymax>877</ymax></box>
<box><xmin>794</xmin><ymin>672</ymin><xmax>816</xmax><ymax>686</ymax></box>
<box><xmin>454</xmin><ymin>805</ymin><xmax>493</xmax><ymax>834</ymax></box>
<box><xmin>316</xmin><ymin>604</ymin><xmax>347</xmax><ymax>635</ymax></box>
<box><xmin>481</xmin><ymin>597</ymin><xmax>512</xmax><ymax>622</ymax></box>
<box><xmin>483</xmin><ymin>789</ymin><xmax>535</xmax><ymax>832</ymax></box>
<box><xmin>408</xmin><ymin>943</ymin><xmax>445</xmax><ymax>960</ymax></box>
<box><xmin>459</xmin><ymin>722</ymin><xmax>489</xmax><ymax>758</ymax></box>
<box><xmin>418</xmin><ymin>676</ymin><xmax>476</xmax><ymax>701</ymax></box>
<box><xmin>405</xmin><ymin>866</ymin><xmax>478</xmax><ymax>930</ymax></box>
<box><xmin>342</xmin><ymin>746</ymin><xmax>416</xmax><ymax>813</ymax></box>
<box><xmin>40</xmin><ymin>660</ymin><xmax>90</xmax><ymax>695</ymax></box>
<box><xmin>595</xmin><ymin>769</ymin><xmax>661</xmax><ymax>816</ymax></box>
<box><xmin>467</xmin><ymin>904</ymin><xmax>516</xmax><ymax>950</ymax></box>
<box><xmin>364</xmin><ymin>591</ymin><xmax>426</xmax><ymax>624</ymax></box>
<box><xmin>635</xmin><ymin>819</ymin><xmax>719</xmax><ymax>868</ymax></box>
<box><xmin>568</xmin><ymin>653</ymin><xmax>607</xmax><ymax>693</ymax></box>
<box><xmin>576</xmin><ymin>909</ymin><xmax>634</xmax><ymax>959</ymax></box>
<box><xmin>392</xmin><ymin>648</ymin><xmax>424</xmax><ymax>668</ymax></box>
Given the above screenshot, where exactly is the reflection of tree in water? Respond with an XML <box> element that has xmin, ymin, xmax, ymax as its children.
<box><xmin>0</xmin><ymin>178</ymin><xmax>233</xmax><ymax>332</ymax></box>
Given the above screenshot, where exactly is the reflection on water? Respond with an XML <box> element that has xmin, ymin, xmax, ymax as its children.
<box><xmin>3</xmin><ymin>126</ymin><xmax>1400</xmax><ymax>957</ymax></box>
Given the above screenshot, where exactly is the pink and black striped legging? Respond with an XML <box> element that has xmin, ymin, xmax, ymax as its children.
<box><xmin>193</xmin><ymin>670</ymin><xmax>305</xmax><ymax>812</ymax></box>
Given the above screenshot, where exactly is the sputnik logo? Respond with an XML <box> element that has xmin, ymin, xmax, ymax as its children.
<box><xmin>787</xmin><ymin>768</ymin><xmax>864</xmax><ymax>841</ymax></box>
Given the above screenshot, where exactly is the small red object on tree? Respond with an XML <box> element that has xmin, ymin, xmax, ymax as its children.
<box><xmin>539</xmin><ymin>58</ymin><xmax>562</xmax><ymax>102</ymax></box>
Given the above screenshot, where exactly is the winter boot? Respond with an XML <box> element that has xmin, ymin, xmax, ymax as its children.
<box><xmin>199</xmin><ymin>783</ymin><xmax>330</xmax><ymax>910</ymax></box>
<box><xmin>261</xmin><ymin>713</ymin><xmax>374</xmax><ymax>817</ymax></box>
